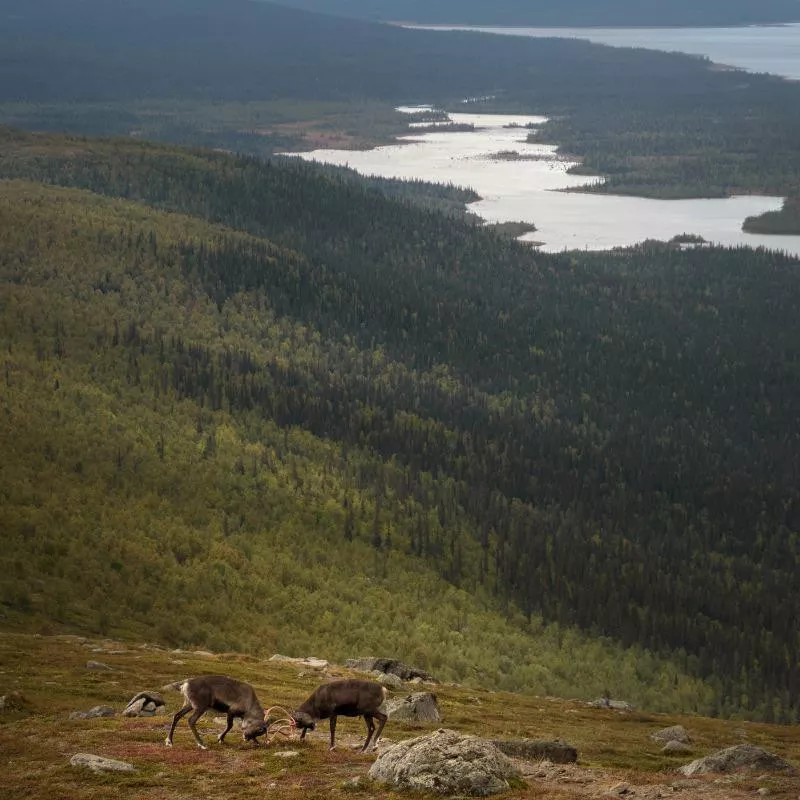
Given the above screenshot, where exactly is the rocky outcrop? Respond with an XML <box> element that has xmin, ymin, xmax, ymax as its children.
<box><xmin>490</xmin><ymin>738</ymin><xmax>578</xmax><ymax>763</ymax></box>
<box><xmin>269</xmin><ymin>654</ymin><xmax>329</xmax><ymax>670</ymax></box>
<box><xmin>345</xmin><ymin>657</ymin><xmax>436</xmax><ymax>683</ymax></box>
<box><xmin>369</xmin><ymin>728</ymin><xmax>520</xmax><ymax>796</ymax></box>
<box><xmin>678</xmin><ymin>744</ymin><xmax>796</xmax><ymax>776</ymax></box>
<box><xmin>588</xmin><ymin>697</ymin><xmax>633</xmax><ymax>711</ymax></box>
<box><xmin>386</xmin><ymin>692</ymin><xmax>441</xmax><ymax>722</ymax></box>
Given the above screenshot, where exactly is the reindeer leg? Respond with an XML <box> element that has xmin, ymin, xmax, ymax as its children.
<box><xmin>370</xmin><ymin>710</ymin><xmax>388</xmax><ymax>751</ymax></box>
<box><xmin>329</xmin><ymin>715</ymin><xmax>338</xmax><ymax>751</ymax></box>
<box><xmin>361</xmin><ymin>714</ymin><xmax>375</xmax><ymax>752</ymax></box>
<box><xmin>188</xmin><ymin>709</ymin><xmax>209</xmax><ymax>749</ymax></box>
<box><xmin>165</xmin><ymin>703</ymin><xmax>192</xmax><ymax>747</ymax></box>
<box><xmin>218</xmin><ymin>712</ymin><xmax>234</xmax><ymax>743</ymax></box>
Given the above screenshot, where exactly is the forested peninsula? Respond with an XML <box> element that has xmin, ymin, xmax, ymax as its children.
<box><xmin>2</xmin><ymin>128</ymin><xmax>800</xmax><ymax>722</ymax></box>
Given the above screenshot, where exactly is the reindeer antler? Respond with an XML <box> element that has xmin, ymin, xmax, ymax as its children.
<box><xmin>264</xmin><ymin>705</ymin><xmax>297</xmax><ymax>743</ymax></box>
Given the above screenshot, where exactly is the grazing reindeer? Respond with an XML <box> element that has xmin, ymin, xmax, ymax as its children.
<box><xmin>165</xmin><ymin>675</ymin><xmax>269</xmax><ymax>749</ymax></box>
<box><xmin>292</xmin><ymin>679</ymin><xmax>388</xmax><ymax>752</ymax></box>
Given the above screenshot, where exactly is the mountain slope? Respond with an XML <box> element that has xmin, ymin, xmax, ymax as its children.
<box><xmin>2</xmin><ymin>129</ymin><xmax>800</xmax><ymax>720</ymax></box>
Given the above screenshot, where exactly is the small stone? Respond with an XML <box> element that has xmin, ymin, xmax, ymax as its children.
<box><xmin>70</xmin><ymin>753</ymin><xmax>135</xmax><ymax>773</ymax></box>
<box><xmin>86</xmin><ymin>661</ymin><xmax>112</xmax><ymax>671</ymax></box>
<box><xmin>273</xmin><ymin>751</ymin><xmax>300</xmax><ymax>759</ymax></box>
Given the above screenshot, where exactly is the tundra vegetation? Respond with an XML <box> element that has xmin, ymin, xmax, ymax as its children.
<box><xmin>1</xmin><ymin>128</ymin><xmax>800</xmax><ymax>723</ymax></box>
<box><xmin>1</xmin><ymin>632</ymin><xmax>800</xmax><ymax>800</ymax></box>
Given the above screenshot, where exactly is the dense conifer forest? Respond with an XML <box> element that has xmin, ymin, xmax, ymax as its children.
<box><xmin>2</xmin><ymin>128</ymin><xmax>800</xmax><ymax>722</ymax></box>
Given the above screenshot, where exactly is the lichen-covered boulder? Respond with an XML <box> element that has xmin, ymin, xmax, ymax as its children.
<box><xmin>368</xmin><ymin>728</ymin><xmax>520</xmax><ymax>796</ymax></box>
<box><xmin>651</xmin><ymin>725</ymin><xmax>690</xmax><ymax>744</ymax></box>
<box><xmin>386</xmin><ymin>692</ymin><xmax>440</xmax><ymax>722</ymax></box>
<box><xmin>69</xmin><ymin>753</ymin><xmax>135</xmax><ymax>773</ymax></box>
<box><xmin>678</xmin><ymin>744</ymin><xmax>796</xmax><ymax>776</ymax></box>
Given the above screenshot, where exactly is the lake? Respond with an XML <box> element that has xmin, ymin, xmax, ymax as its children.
<box><xmin>406</xmin><ymin>23</ymin><xmax>800</xmax><ymax>81</ymax></box>
<box><xmin>286</xmin><ymin>110</ymin><xmax>800</xmax><ymax>255</ymax></box>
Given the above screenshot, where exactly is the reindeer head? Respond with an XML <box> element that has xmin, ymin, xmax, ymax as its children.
<box><xmin>242</xmin><ymin>718</ymin><xmax>269</xmax><ymax>742</ymax></box>
<box><xmin>292</xmin><ymin>710</ymin><xmax>315</xmax><ymax>732</ymax></box>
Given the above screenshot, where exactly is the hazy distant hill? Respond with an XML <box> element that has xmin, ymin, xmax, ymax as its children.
<box><xmin>269</xmin><ymin>0</ymin><xmax>800</xmax><ymax>26</ymax></box>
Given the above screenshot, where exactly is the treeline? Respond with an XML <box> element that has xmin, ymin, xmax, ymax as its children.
<box><xmin>2</xmin><ymin>129</ymin><xmax>800</xmax><ymax>721</ymax></box>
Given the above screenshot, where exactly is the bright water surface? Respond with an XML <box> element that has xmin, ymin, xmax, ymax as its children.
<box><xmin>288</xmin><ymin>110</ymin><xmax>800</xmax><ymax>254</ymax></box>
<box><xmin>407</xmin><ymin>23</ymin><xmax>800</xmax><ymax>81</ymax></box>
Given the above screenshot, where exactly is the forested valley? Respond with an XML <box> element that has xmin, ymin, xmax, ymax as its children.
<box><xmin>1</xmin><ymin>128</ymin><xmax>800</xmax><ymax>722</ymax></box>
<box><xmin>1</xmin><ymin>0</ymin><xmax>800</xmax><ymax>231</ymax></box>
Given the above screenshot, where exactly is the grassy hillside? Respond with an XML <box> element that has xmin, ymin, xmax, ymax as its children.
<box><xmin>2</xmin><ymin>128</ymin><xmax>800</xmax><ymax>722</ymax></box>
<box><xmin>1</xmin><ymin>631</ymin><xmax>799</xmax><ymax>800</ymax></box>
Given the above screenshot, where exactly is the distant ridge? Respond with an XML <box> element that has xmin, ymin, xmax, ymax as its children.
<box><xmin>267</xmin><ymin>0</ymin><xmax>800</xmax><ymax>27</ymax></box>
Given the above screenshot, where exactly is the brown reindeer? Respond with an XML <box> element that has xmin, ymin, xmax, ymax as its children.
<box><xmin>165</xmin><ymin>675</ymin><xmax>269</xmax><ymax>749</ymax></box>
<box><xmin>292</xmin><ymin>679</ymin><xmax>388</xmax><ymax>751</ymax></box>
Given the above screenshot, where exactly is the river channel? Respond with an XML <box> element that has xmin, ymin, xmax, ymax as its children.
<box><xmin>287</xmin><ymin>109</ymin><xmax>800</xmax><ymax>255</ymax></box>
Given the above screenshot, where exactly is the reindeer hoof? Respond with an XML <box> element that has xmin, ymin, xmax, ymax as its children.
<box><xmin>165</xmin><ymin>739</ymin><xmax>173</xmax><ymax>747</ymax></box>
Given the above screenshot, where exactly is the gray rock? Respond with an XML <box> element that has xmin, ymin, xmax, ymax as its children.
<box><xmin>588</xmin><ymin>697</ymin><xmax>633</xmax><ymax>711</ymax></box>
<box><xmin>369</xmin><ymin>728</ymin><xmax>520</xmax><ymax>796</ymax></box>
<box><xmin>490</xmin><ymin>738</ymin><xmax>578</xmax><ymax>763</ymax></box>
<box><xmin>69</xmin><ymin>705</ymin><xmax>116</xmax><ymax>720</ymax></box>
<box><xmin>269</xmin><ymin>654</ymin><xmax>329</xmax><ymax>670</ymax></box>
<box><xmin>386</xmin><ymin>692</ymin><xmax>440</xmax><ymax>722</ymax></box>
<box><xmin>345</xmin><ymin>657</ymin><xmax>436</xmax><ymax>683</ymax></box>
<box><xmin>662</xmin><ymin>740</ymin><xmax>693</xmax><ymax>754</ymax></box>
<box><xmin>69</xmin><ymin>753</ymin><xmax>135</xmax><ymax>773</ymax></box>
<box><xmin>86</xmin><ymin>660</ymin><xmax>112</xmax><ymax>671</ymax></box>
<box><xmin>651</xmin><ymin>725</ymin><xmax>690</xmax><ymax>744</ymax></box>
<box><xmin>678</xmin><ymin>744</ymin><xmax>797</xmax><ymax>776</ymax></box>
<box><xmin>374</xmin><ymin>672</ymin><xmax>403</xmax><ymax>688</ymax></box>
<box><xmin>272</xmin><ymin>751</ymin><xmax>300</xmax><ymax>759</ymax></box>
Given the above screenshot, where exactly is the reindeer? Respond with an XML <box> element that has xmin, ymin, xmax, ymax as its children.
<box><xmin>165</xmin><ymin>675</ymin><xmax>270</xmax><ymax>749</ymax></box>
<box><xmin>292</xmin><ymin>678</ymin><xmax>388</xmax><ymax>752</ymax></box>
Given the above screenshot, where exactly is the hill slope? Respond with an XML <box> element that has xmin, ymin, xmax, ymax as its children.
<box><xmin>2</xmin><ymin>129</ymin><xmax>800</xmax><ymax>721</ymax></box>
